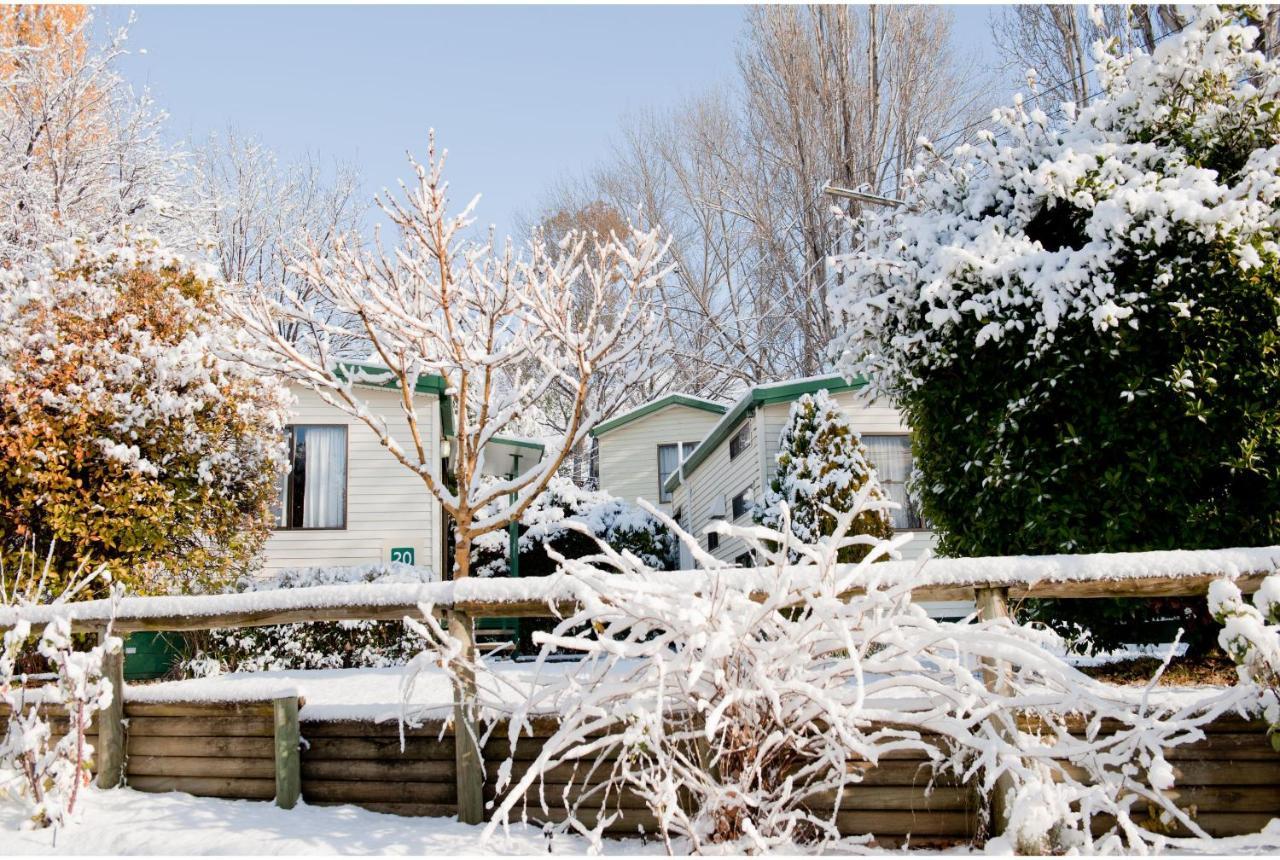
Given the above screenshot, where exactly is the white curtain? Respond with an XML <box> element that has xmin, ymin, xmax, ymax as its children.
<box><xmin>302</xmin><ymin>426</ymin><xmax>346</xmax><ymax>528</ymax></box>
<box><xmin>658</xmin><ymin>444</ymin><xmax>680</xmax><ymax>501</ymax></box>
<box><xmin>863</xmin><ymin>435</ymin><xmax>916</xmax><ymax>529</ymax></box>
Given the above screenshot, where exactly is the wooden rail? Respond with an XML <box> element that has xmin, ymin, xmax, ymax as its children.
<box><xmin>3</xmin><ymin>544</ymin><xmax>1277</xmax><ymax>831</ymax></box>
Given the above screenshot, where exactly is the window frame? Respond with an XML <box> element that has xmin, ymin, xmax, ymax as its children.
<box><xmin>656</xmin><ymin>440</ymin><xmax>701</xmax><ymax>503</ymax></box>
<box><xmin>728</xmin><ymin>421</ymin><xmax>751</xmax><ymax>460</ymax></box>
<box><xmin>274</xmin><ymin>423</ymin><xmax>350</xmax><ymax>531</ymax></box>
<box><xmin>731</xmin><ymin>489</ymin><xmax>751</xmax><ymax>520</ymax></box>
<box><xmin>861</xmin><ymin>432</ymin><xmax>926</xmax><ymax>531</ymax></box>
<box><xmin>706</xmin><ymin>531</ymin><xmax>720</xmax><ymax>551</ymax></box>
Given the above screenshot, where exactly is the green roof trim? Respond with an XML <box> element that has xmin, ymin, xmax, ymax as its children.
<box><xmin>333</xmin><ymin>361</ymin><xmax>448</xmax><ymax>396</ymax></box>
<box><xmin>590</xmin><ymin>394</ymin><xmax>728</xmax><ymax>437</ymax></box>
<box><xmin>489</xmin><ymin>435</ymin><xmax>546</xmax><ymax>452</ymax></box>
<box><xmin>330</xmin><ymin>361</ymin><xmax>453</xmax><ymax>436</ymax></box>
<box><xmin>663</xmin><ymin>374</ymin><xmax>868</xmax><ymax>493</ymax></box>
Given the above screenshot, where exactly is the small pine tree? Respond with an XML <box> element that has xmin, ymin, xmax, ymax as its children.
<box><xmin>756</xmin><ymin>389</ymin><xmax>893</xmax><ymax>562</ymax></box>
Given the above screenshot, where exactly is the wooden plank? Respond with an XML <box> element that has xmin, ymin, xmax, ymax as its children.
<box><xmin>303</xmin><ymin>780</ymin><xmax>456</xmax><ymax>804</ymax></box>
<box><xmin>309</xmin><ymin>801</ymin><xmax>457</xmax><ymax>818</ymax></box>
<box><xmin>128</xmin><ymin>735</ymin><xmax>275</xmax><ymax>759</ymax></box>
<box><xmin>10</xmin><ymin>568</ymin><xmax>1269</xmax><ymax>635</ymax></box>
<box><xmin>127</xmin><ymin>755</ymin><xmax>275</xmax><ymax>779</ymax></box>
<box><xmin>302</xmin><ymin>736</ymin><xmax>456</xmax><ymax>761</ymax></box>
<box><xmin>1162</xmin><ymin>734</ymin><xmax>1280</xmax><ymax>760</ymax></box>
<box><xmin>450</xmin><ymin>609</ymin><xmax>484</xmax><ymax>826</ymax></box>
<box><xmin>126</xmin><ymin>716</ymin><xmax>275</xmax><ymax>738</ymax></box>
<box><xmin>1091</xmin><ymin>811</ymin><xmax>1279</xmax><ymax>838</ymax></box>
<box><xmin>125</xmin><ymin>702</ymin><xmax>275</xmax><ymax>719</ymax></box>
<box><xmin>301</xmin><ymin>720</ymin><xmax>454</xmax><ymax>739</ymax></box>
<box><xmin>127</xmin><ymin>775</ymin><xmax>276</xmax><ymax>800</ymax></box>
<box><xmin>835</xmin><ymin>809</ymin><xmax>976</xmax><ymax>838</ymax></box>
<box><xmin>274</xmin><ymin>695</ymin><xmax>301</xmax><ymax>810</ymax></box>
<box><xmin>1168</xmin><ymin>760</ymin><xmax>1280</xmax><ymax>785</ymax></box>
<box><xmin>301</xmin><ymin>758</ymin><xmax>456</xmax><ymax>781</ymax></box>
<box><xmin>814</xmin><ymin>785</ymin><xmax>974</xmax><ymax>812</ymax></box>
<box><xmin>300</xmin><ymin>715</ymin><xmax>568</xmax><ymax>739</ymax></box>
<box><xmin>96</xmin><ymin>639</ymin><xmax>126</xmax><ymax>790</ymax></box>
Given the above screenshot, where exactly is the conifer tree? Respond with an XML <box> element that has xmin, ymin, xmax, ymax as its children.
<box><xmin>756</xmin><ymin>390</ymin><xmax>893</xmax><ymax>562</ymax></box>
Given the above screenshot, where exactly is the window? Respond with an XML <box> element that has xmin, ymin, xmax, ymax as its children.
<box><xmin>862</xmin><ymin>435</ymin><xmax>924</xmax><ymax>529</ymax></box>
<box><xmin>673</xmin><ymin>507</ymin><xmax>684</xmax><ymax>527</ymax></box>
<box><xmin>731</xmin><ymin>489</ymin><xmax>751</xmax><ymax>520</ymax></box>
<box><xmin>274</xmin><ymin>425</ymin><xmax>348</xmax><ymax>529</ymax></box>
<box><xmin>707</xmin><ymin>531</ymin><xmax>720</xmax><ymax>551</ymax></box>
<box><xmin>657</xmin><ymin>440</ymin><xmax>700</xmax><ymax>503</ymax></box>
<box><xmin>728</xmin><ymin>421</ymin><xmax>751</xmax><ymax>460</ymax></box>
<box><xmin>735</xmin><ymin>552</ymin><xmax>754</xmax><ymax>568</ymax></box>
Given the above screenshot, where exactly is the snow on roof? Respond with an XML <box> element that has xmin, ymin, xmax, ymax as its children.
<box><xmin>1</xmin><ymin>545</ymin><xmax>1276</xmax><ymax>631</ymax></box>
<box><xmin>589</xmin><ymin>392</ymin><xmax>728</xmax><ymax>437</ymax></box>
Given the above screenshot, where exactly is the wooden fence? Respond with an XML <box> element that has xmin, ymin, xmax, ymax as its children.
<box><xmin>2</xmin><ymin>545</ymin><xmax>1278</xmax><ymax>842</ymax></box>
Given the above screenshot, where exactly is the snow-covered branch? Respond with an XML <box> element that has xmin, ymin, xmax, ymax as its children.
<box><xmin>222</xmin><ymin>133</ymin><xmax>673</xmax><ymax>580</ymax></box>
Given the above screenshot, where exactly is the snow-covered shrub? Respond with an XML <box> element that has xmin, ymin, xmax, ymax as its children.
<box><xmin>406</xmin><ymin>491</ymin><xmax>1250</xmax><ymax>852</ymax></box>
<box><xmin>755</xmin><ymin>389</ymin><xmax>893</xmax><ymax>562</ymax></box>
<box><xmin>827</xmin><ymin>8</ymin><xmax>1280</xmax><ymax>652</ymax></box>
<box><xmin>0</xmin><ymin>240</ymin><xmax>291</xmax><ymax>597</ymax></box>
<box><xmin>1209</xmin><ymin>576</ymin><xmax>1280</xmax><ymax>748</ymax></box>
<box><xmin>182</xmin><ymin>562</ymin><xmax>433</xmax><ymax>674</ymax></box>
<box><xmin>1</xmin><ymin>555</ymin><xmax>120</xmax><ymax>828</ymax></box>
<box><xmin>474</xmin><ymin>476</ymin><xmax>676</xmax><ymax>578</ymax></box>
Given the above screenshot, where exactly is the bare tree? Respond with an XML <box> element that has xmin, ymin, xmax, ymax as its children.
<box><xmin>192</xmin><ymin>131</ymin><xmax>364</xmax><ymax>351</ymax></box>
<box><xmin>223</xmin><ymin>136</ymin><xmax>672</xmax><ymax>585</ymax></box>
<box><xmin>517</xmin><ymin>195</ymin><xmax>678</xmax><ymax>484</ymax></box>
<box><xmin>0</xmin><ymin>8</ymin><xmax>193</xmax><ymax>266</ymax></box>
<box><xmin>991</xmin><ymin>5</ymin><xmax>1191</xmax><ymax>110</ymax></box>
<box><xmin>556</xmin><ymin>6</ymin><xmax>986</xmax><ymax>398</ymax></box>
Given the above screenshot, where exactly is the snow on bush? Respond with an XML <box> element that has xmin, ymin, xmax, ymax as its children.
<box><xmin>473</xmin><ymin>476</ymin><xmax>675</xmax><ymax>578</ymax></box>
<box><xmin>1</xmin><ymin>553</ymin><xmax>120</xmax><ymax>828</ymax></box>
<box><xmin>826</xmin><ymin>7</ymin><xmax>1280</xmax><ymax>651</ymax></box>
<box><xmin>404</xmin><ymin>490</ymin><xmax>1255</xmax><ymax>853</ymax></box>
<box><xmin>755</xmin><ymin>389</ymin><xmax>893</xmax><ymax>563</ymax></box>
<box><xmin>0</xmin><ymin>239</ymin><xmax>291</xmax><ymax>597</ymax></box>
<box><xmin>1209</xmin><ymin>575</ymin><xmax>1280</xmax><ymax>747</ymax></box>
<box><xmin>182</xmin><ymin>563</ymin><xmax>434</xmax><ymax>675</ymax></box>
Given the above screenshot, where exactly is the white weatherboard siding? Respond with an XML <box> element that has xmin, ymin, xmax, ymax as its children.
<box><xmin>674</xmin><ymin>387</ymin><xmax>937</xmax><ymax>567</ymax></box>
<box><xmin>596</xmin><ymin>404</ymin><xmax>724</xmax><ymax>512</ymax></box>
<box><xmin>676</xmin><ymin>414</ymin><xmax>762</xmax><ymax>566</ymax></box>
<box><xmin>260</xmin><ymin>386</ymin><xmax>441</xmax><ymax>575</ymax></box>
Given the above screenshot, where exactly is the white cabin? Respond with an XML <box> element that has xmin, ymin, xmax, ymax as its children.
<box><xmin>260</xmin><ymin>370</ymin><xmax>543</xmax><ymax>578</ymax></box>
<box><xmin>589</xmin><ymin>393</ymin><xmax>728</xmax><ymax>514</ymax></box>
<box><xmin>656</xmin><ymin>375</ymin><xmax>939</xmax><ymax>565</ymax></box>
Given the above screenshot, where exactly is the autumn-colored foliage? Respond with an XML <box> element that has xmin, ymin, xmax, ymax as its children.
<box><xmin>0</xmin><ymin>241</ymin><xmax>291</xmax><ymax>596</ymax></box>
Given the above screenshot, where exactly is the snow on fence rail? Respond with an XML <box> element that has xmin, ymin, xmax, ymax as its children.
<box><xmin>1</xmin><ymin>544</ymin><xmax>1276</xmax><ymax>634</ymax></box>
<box><xmin>5</xmin><ymin>543</ymin><xmax>1279</xmax><ymax>834</ymax></box>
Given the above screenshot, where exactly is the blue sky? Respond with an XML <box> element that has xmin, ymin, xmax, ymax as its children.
<box><xmin>108</xmin><ymin>5</ymin><xmax>1002</xmax><ymax>238</ymax></box>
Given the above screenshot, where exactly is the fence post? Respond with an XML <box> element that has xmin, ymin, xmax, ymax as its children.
<box><xmin>974</xmin><ymin>586</ymin><xmax>1016</xmax><ymax>838</ymax></box>
<box><xmin>449</xmin><ymin>609</ymin><xmax>484</xmax><ymax>824</ymax></box>
<box><xmin>96</xmin><ymin>634</ymin><xmax>126</xmax><ymax>789</ymax></box>
<box><xmin>273</xmin><ymin>695</ymin><xmax>301</xmax><ymax>809</ymax></box>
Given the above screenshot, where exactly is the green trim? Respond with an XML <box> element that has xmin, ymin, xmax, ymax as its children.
<box><xmin>590</xmin><ymin>394</ymin><xmax>728</xmax><ymax>437</ymax></box>
<box><xmin>330</xmin><ymin>362</ymin><xmax>453</xmax><ymax>437</ymax></box>
<box><xmin>333</xmin><ymin>361</ymin><xmax>447</xmax><ymax>396</ymax></box>
<box><xmin>489</xmin><ymin>435</ymin><xmax>546</xmax><ymax>453</ymax></box>
<box><xmin>663</xmin><ymin>374</ymin><xmax>867</xmax><ymax>493</ymax></box>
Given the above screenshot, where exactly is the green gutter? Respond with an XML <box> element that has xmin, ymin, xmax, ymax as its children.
<box><xmin>663</xmin><ymin>374</ymin><xmax>867</xmax><ymax>493</ymax></box>
<box><xmin>332</xmin><ymin>361</ymin><xmax>453</xmax><ymax>436</ymax></box>
<box><xmin>590</xmin><ymin>394</ymin><xmax>727</xmax><ymax>437</ymax></box>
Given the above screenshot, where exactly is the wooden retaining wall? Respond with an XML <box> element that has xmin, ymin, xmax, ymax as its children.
<box><xmin>8</xmin><ymin>704</ymin><xmax>1279</xmax><ymax>844</ymax></box>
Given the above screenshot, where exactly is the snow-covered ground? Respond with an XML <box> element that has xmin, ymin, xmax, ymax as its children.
<box><xmin>5</xmin><ymin>781</ymin><xmax>1279</xmax><ymax>856</ymax></box>
<box><xmin>125</xmin><ymin>660</ymin><xmax>593</xmax><ymax>722</ymax></box>
<box><xmin>0</xmin><ymin>782</ymin><xmax>660</xmax><ymax>856</ymax></box>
